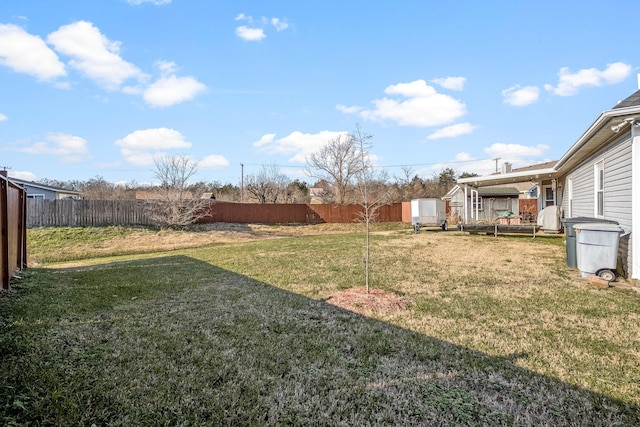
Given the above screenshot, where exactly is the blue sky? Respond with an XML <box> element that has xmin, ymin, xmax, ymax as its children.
<box><xmin>1</xmin><ymin>0</ymin><xmax>638</xmax><ymax>186</ymax></box>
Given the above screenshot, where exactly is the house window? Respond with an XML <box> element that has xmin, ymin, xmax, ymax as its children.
<box><xmin>473</xmin><ymin>196</ymin><xmax>483</xmax><ymax>211</ymax></box>
<box><xmin>544</xmin><ymin>186</ymin><xmax>554</xmax><ymax>207</ymax></box>
<box><xmin>595</xmin><ymin>160</ymin><xmax>604</xmax><ymax>217</ymax></box>
<box><xmin>27</xmin><ymin>194</ymin><xmax>45</xmax><ymax>199</ymax></box>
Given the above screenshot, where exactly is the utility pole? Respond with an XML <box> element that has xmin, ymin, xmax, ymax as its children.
<box><xmin>493</xmin><ymin>157</ymin><xmax>500</xmax><ymax>173</ymax></box>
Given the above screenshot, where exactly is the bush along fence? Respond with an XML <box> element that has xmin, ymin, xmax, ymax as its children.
<box><xmin>1</xmin><ymin>174</ymin><xmax>27</xmax><ymax>290</ymax></box>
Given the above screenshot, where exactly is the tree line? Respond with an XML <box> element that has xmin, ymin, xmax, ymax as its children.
<box><xmin>37</xmin><ymin>126</ymin><xmax>479</xmax><ymax>233</ymax></box>
<box><xmin>40</xmin><ymin>166</ymin><xmax>477</xmax><ymax>205</ymax></box>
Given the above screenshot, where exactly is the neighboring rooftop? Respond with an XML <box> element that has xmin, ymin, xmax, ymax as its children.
<box><xmin>509</xmin><ymin>160</ymin><xmax>558</xmax><ymax>173</ymax></box>
<box><xmin>8</xmin><ymin>176</ymin><xmax>81</xmax><ymax>195</ymax></box>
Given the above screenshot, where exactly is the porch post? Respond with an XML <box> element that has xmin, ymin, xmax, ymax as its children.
<box><xmin>463</xmin><ymin>184</ymin><xmax>468</xmax><ymax>223</ymax></box>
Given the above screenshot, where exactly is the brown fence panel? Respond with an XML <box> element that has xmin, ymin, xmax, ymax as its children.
<box><xmin>199</xmin><ymin>202</ymin><xmax>310</xmax><ymax>224</ymax></box>
<box><xmin>518</xmin><ymin>199</ymin><xmax>539</xmax><ymax>224</ymax></box>
<box><xmin>306</xmin><ymin>203</ymin><xmax>403</xmax><ymax>223</ymax></box>
<box><xmin>200</xmin><ymin>202</ymin><xmax>404</xmax><ymax>224</ymax></box>
<box><xmin>401</xmin><ymin>202</ymin><xmax>412</xmax><ymax>223</ymax></box>
<box><xmin>1</xmin><ymin>175</ymin><xmax>27</xmax><ymax>290</ymax></box>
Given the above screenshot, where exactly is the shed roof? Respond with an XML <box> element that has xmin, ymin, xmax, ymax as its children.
<box><xmin>477</xmin><ymin>187</ymin><xmax>520</xmax><ymax>197</ymax></box>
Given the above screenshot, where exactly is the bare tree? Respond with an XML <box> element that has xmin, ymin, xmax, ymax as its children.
<box><xmin>245</xmin><ymin>164</ymin><xmax>290</xmax><ymax>203</ymax></box>
<box><xmin>306</xmin><ymin>134</ymin><xmax>365</xmax><ymax>204</ymax></box>
<box><xmin>352</xmin><ymin>125</ymin><xmax>390</xmax><ymax>293</ymax></box>
<box><xmin>147</xmin><ymin>154</ymin><xmax>210</xmax><ymax>228</ymax></box>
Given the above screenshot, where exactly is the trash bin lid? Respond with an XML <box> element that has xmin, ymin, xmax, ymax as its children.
<box><xmin>573</xmin><ymin>223</ymin><xmax>624</xmax><ymax>232</ymax></box>
<box><xmin>561</xmin><ymin>216</ymin><xmax>618</xmax><ymax>225</ymax></box>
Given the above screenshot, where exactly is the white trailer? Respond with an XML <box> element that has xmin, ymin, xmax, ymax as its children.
<box><xmin>411</xmin><ymin>198</ymin><xmax>448</xmax><ymax>233</ymax></box>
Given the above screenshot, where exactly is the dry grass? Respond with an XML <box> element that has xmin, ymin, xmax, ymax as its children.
<box><xmin>3</xmin><ymin>224</ymin><xmax>639</xmax><ymax>425</ymax></box>
<box><xmin>27</xmin><ymin>223</ymin><xmax>386</xmax><ymax>266</ymax></box>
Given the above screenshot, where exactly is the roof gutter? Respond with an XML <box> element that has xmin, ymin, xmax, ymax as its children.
<box><xmin>554</xmin><ymin>105</ymin><xmax>640</xmax><ymax>172</ymax></box>
<box><xmin>457</xmin><ymin>167</ymin><xmax>556</xmax><ymax>185</ymax></box>
<box><xmin>459</xmin><ymin>104</ymin><xmax>640</xmax><ymax>187</ymax></box>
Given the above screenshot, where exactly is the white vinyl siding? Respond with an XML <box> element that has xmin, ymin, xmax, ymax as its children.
<box><xmin>559</xmin><ymin>133</ymin><xmax>632</xmax><ymax>276</ymax></box>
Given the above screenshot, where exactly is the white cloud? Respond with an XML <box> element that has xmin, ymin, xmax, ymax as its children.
<box><xmin>271</xmin><ymin>18</ymin><xmax>289</xmax><ymax>31</ymax></box>
<box><xmin>235</xmin><ymin>14</ymin><xmax>289</xmax><ymax>41</ymax></box>
<box><xmin>502</xmin><ymin>85</ymin><xmax>540</xmax><ymax>106</ymax></box>
<box><xmin>127</xmin><ymin>0</ymin><xmax>171</xmax><ymax>5</ymax></box>
<box><xmin>336</xmin><ymin>104</ymin><xmax>363</xmax><ymax>114</ymax></box>
<box><xmin>484</xmin><ymin>143</ymin><xmax>550</xmax><ymax>158</ymax></box>
<box><xmin>143</xmin><ymin>75</ymin><xmax>206</xmax><ymax>107</ymax></box>
<box><xmin>199</xmin><ymin>154</ymin><xmax>230</xmax><ymax>169</ymax></box>
<box><xmin>253</xmin><ymin>133</ymin><xmax>277</xmax><ymax>148</ymax></box>
<box><xmin>355</xmin><ymin>79</ymin><xmax>467</xmax><ymax>127</ymax></box>
<box><xmin>544</xmin><ymin>62</ymin><xmax>632</xmax><ymax>96</ymax></box>
<box><xmin>10</xmin><ymin>171</ymin><xmax>37</xmax><ymax>181</ymax></box>
<box><xmin>432</xmin><ymin>76</ymin><xmax>466</xmax><ymax>91</ymax></box>
<box><xmin>0</xmin><ymin>113</ymin><xmax>7</xmax><ymax>121</ymax></box>
<box><xmin>253</xmin><ymin>130</ymin><xmax>349</xmax><ymax>164</ymax></box>
<box><xmin>18</xmin><ymin>133</ymin><xmax>90</xmax><ymax>163</ymax></box>
<box><xmin>115</xmin><ymin>128</ymin><xmax>192</xmax><ymax>165</ymax></box>
<box><xmin>235</xmin><ymin>26</ymin><xmax>266</xmax><ymax>41</ymax></box>
<box><xmin>0</xmin><ymin>24</ymin><xmax>66</xmax><ymax>81</ymax></box>
<box><xmin>427</xmin><ymin>122</ymin><xmax>477</xmax><ymax>140</ymax></box>
<box><xmin>47</xmin><ymin>21</ymin><xmax>145</xmax><ymax>91</ymax></box>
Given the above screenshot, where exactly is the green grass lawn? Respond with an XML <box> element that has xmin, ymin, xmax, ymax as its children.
<box><xmin>1</xmin><ymin>226</ymin><xmax>639</xmax><ymax>425</ymax></box>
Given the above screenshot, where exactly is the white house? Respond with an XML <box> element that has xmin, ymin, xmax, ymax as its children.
<box><xmin>458</xmin><ymin>89</ymin><xmax>640</xmax><ymax>281</ymax></box>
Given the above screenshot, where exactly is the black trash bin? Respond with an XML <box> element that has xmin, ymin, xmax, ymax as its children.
<box><xmin>561</xmin><ymin>217</ymin><xmax>618</xmax><ymax>268</ymax></box>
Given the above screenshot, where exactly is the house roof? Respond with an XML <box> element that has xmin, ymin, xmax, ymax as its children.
<box><xmin>612</xmin><ymin>89</ymin><xmax>640</xmax><ymax>109</ymax></box>
<box><xmin>458</xmin><ymin>89</ymin><xmax>640</xmax><ymax>188</ymax></box>
<box><xmin>8</xmin><ymin>177</ymin><xmax>81</xmax><ymax>195</ymax></box>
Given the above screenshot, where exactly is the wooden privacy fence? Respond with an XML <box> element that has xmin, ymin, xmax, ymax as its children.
<box><xmin>27</xmin><ymin>199</ymin><xmax>151</xmax><ymax>227</ymax></box>
<box><xmin>1</xmin><ymin>175</ymin><xmax>27</xmax><ymax>290</ymax></box>
<box><xmin>518</xmin><ymin>199</ymin><xmax>538</xmax><ymax>223</ymax></box>
<box><xmin>26</xmin><ymin>199</ymin><xmax>406</xmax><ymax>227</ymax></box>
<box><xmin>199</xmin><ymin>201</ymin><xmax>404</xmax><ymax>224</ymax></box>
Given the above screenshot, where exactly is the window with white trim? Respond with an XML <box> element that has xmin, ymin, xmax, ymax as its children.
<box><xmin>595</xmin><ymin>160</ymin><xmax>604</xmax><ymax>217</ymax></box>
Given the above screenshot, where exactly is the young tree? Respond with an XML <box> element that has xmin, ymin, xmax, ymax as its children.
<box><xmin>352</xmin><ymin>124</ymin><xmax>390</xmax><ymax>293</ymax></box>
<box><xmin>306</xmin><ymin>134</ymin><xmax>365</xmax><ymax>204</ymax></box>
<box><xmin>147</xmin><ymin>154</ymin><xmax>210</xmax><ymax>228</ymax></box>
